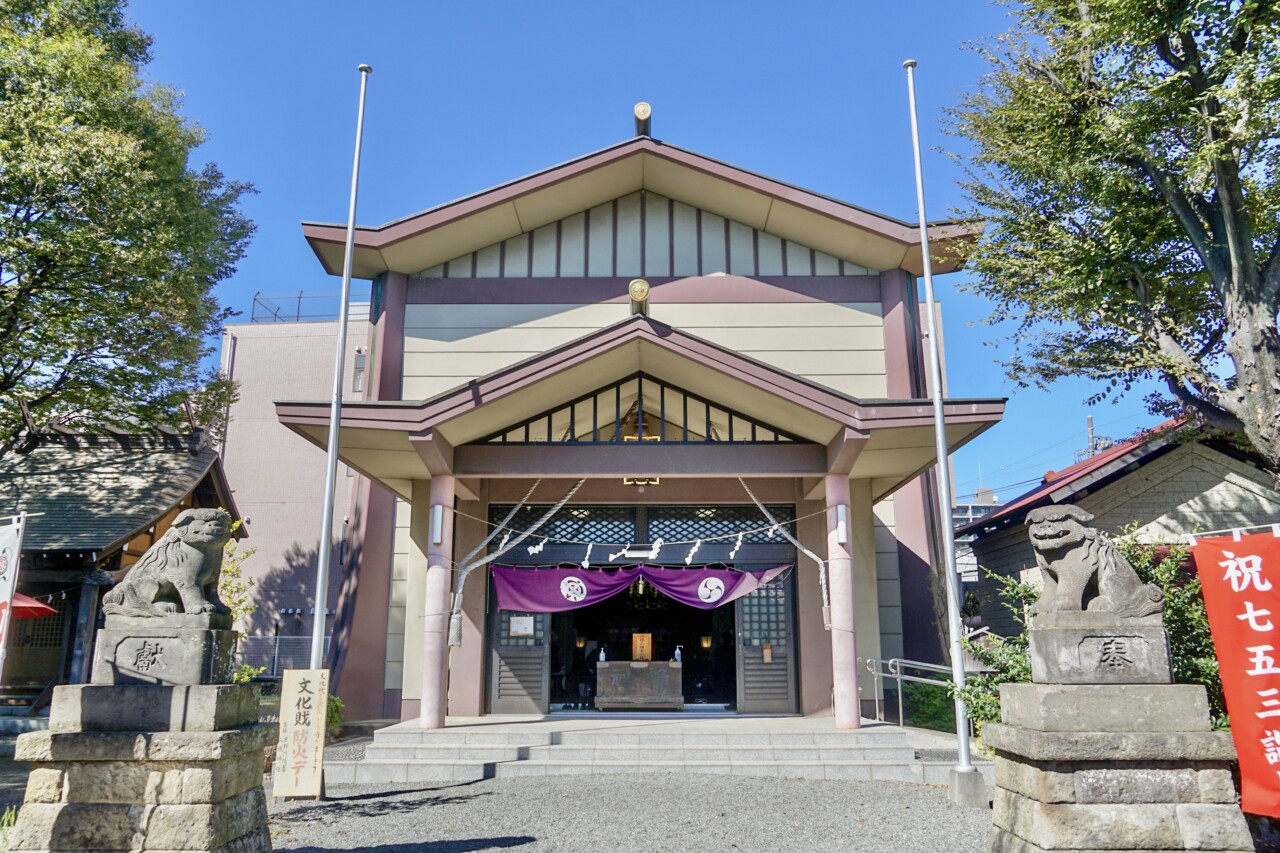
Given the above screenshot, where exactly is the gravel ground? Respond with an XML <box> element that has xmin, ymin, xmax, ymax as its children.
<box><xmin>268</xmin><ymin>775</ymin><xmax>992</xmax><ymax>853</ymax></box>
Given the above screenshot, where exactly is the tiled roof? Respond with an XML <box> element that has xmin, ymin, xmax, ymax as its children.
<box><xmin>0</xmin><ymin>433</ymin><xmax>234</xmax><ymax>554</ymax></box>
<box><xmin>955</xmin><ymin>418</ymin><xmax>1187</xmax><ymax>537</ymax></box>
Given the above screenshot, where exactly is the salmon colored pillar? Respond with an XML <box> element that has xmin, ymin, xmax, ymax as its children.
<box><xmin>420</xmin><ymin>474</ymin><xmax>455</xmax><ymax>729</ymax></box>
<box><xmin>825</xmin><ymin>473</ymin><xmax>861</xmax><ymax>729</ymax></box>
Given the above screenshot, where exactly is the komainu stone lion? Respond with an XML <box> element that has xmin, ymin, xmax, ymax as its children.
<box><xmin>103</xmin><ymin>508</ymin><xmax>233</xmax><ymax>618</ymax></box>
<box><xmin>1026</xmin><ymin>504</ymin><xmax>1164</xmax><ymax>617</ymax></box>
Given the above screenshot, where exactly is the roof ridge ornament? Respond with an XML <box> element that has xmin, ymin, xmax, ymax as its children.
<box><xmin>634</xmin><ymin>102</ymin><xmax>651</xmax><ymax>137</ymax></box>
<box><xmin>628</xmin><ymin>278</ymin><xmax>650</xmax><ymax>316</ymax></box>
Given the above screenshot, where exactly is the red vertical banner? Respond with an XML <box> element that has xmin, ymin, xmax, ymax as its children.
<box><xmin>1193</xmin><ymin>530</ymin><xmax>1280</xmax><ymax>816</ymax></box>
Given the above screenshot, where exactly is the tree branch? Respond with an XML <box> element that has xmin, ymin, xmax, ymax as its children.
<box><xmin>1130</xmin><ymin>157</ymin><xmax>1230</xmax><ymax>292</ymax></box>
<box><xmin>1164</xmin><ymin>374</ymin><xmax>1244</xmax><ymax>433</ymax></box>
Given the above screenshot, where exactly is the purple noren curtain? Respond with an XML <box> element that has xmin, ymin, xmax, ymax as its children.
<box><xmin>490</xmin><ymin>564</ymin><xmax>791</xmax><ymax>613</ymax></box>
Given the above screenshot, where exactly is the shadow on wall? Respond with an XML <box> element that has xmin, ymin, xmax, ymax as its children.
<box><xmin>243</xmin><ymin>542</ymin><xmax>327</xmax><ymax>638</ymax></box>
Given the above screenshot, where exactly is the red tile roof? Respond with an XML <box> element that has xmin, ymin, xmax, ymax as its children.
<box><xmin>956</xmin><ymin>418</ymin><xmax>1187</xmax><ymax>536</ymax></box>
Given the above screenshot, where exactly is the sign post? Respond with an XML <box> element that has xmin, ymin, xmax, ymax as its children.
<box><xmin>275</xmin><ymin>668</ymin><xmax>330</xmax><ymax>800</ymax></box>
<box><xmin>1192</xmin><ymin>529</ymin><xmax>1280</xmax><ymax>816</ymax></box>
<box><xmin>0</xmin><ymin>512</ymin><xmax>28</xmax><ymax>677</ymax></box>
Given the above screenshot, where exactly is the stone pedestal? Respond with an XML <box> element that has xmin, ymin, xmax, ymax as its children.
<box><xmin>988</xmin><ymin>683</ymin><xmax>1251</xmax><ymax>851</ymax></box>
<box><xmin>91</xmin><ymin>614</ymin><xmax>237</xmax><ymax>686</ymax></box>
<box><xmin>9</xmin><ymin>676</ymin><xmax>275</xmax><ymax>851</ymax></box>
<box><xmin>1029</xmin><ymin>612</ymin><xmax>1172</xmax><ymax>685</ymax></box>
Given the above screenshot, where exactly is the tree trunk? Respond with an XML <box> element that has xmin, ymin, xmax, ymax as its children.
<box><xmin>1222</xmin><ymin>299</ymin><xmax>1280</xmax><ymax>471</ymax></box>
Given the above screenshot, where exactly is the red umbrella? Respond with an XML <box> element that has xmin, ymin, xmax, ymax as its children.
<box><xmin>0</xmin><ymin>593</ymin><xmax>57</xmax><ymax>619</ymax></box>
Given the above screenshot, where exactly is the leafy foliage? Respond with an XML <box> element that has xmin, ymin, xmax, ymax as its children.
<box><xmin>1121</xmin><ymin>533</ymin><xmax>1224</xmax><ymax>723</ymax></box>
<box><xmin>0</xmin><ymin>0</ymin><xmax>253</xmax><ymax>457</ymax></box>
<box><xmin>959</xmin><ymin>531</ymin><xmax>1225</xmax><ymax>728</ymax></box>
<box><xmin>218</xmin><ymin>518</ymin><xmax>258</xmax><ymax>630</ymax></box>
<box><xmin>957</xmin><ymin>571</ymin><xmax>1038</xmax><ymax>726</ymax></box>
<box><xmin>0</xmin><ymin>804</ymin><xmax>14</xmax><ymax>853</ymax></box>
<box><xmin>949</xmin><ymin>0</ymin><xmax>1280</xmax><ymax>469</ymax></box>
<box><xmin>219</xmin><ymin>517</ymin><xmax>265</xmax><ymax>683</ymax></box>
<box><xmin>326</xmin><ymin>693</ymin><xmax>344</xmax><ymax>740</ymax></box>
<box><xmin>901</xmin><ymin>679</ymin><xmax>958</xmax><ymax>733</ymax></box>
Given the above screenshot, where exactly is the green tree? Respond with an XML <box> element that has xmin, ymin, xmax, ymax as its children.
<box><xmin>959</xmin><ymin>534</ymin><xmax>1225</xmax><ymax>728</ymax></box>
<box><xmin>949</xmin><ymin>1</ymin><xmax>1280</xmax><ymax>470</ymax></box>
<box><xmin>219</xmin><ymin>519</ymin><xmax>265</xmax><ymax>684</ymax></box>
<box><xmin>0</xmin><ymin>0</ymin><xmax>253</xmax><ymax>457</ymax></box>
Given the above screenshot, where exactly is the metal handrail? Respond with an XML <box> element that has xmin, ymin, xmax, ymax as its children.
<box><xmin>861</xmin><ymin>656</ymin><xmax>959</xmax><ymax>726</ymax></box>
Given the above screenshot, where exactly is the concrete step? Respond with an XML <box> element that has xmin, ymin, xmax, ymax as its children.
<box><xmin>371</xmin><ymin>730</ymin><xmax>554</xmax><ymax>747</ymax></box>
<box><xmin>491</xmin><ymin>759</ymin><xmax>944</xmax><ymax>781</ymax></box>
<box><xmin>519</xmin><ymin>744</ymin><xmax>918</xmax><ymax>762</ymax></box>
<box><xmin>362</xmin><ymin>744</ymin><xmax>523</xmax><ymax>761</ymax></box>
<box><xmin>325</xmin><ymin>757</ymin><xmax>992</xmax><ymax>786</ymax></box>
<box><xmin>362</xmin><ymin>741</ymin><xmax>914</xmax><ymax>762</ymax></box>
<box><xmin>368</xmin><ymin>729</ymin><xmax>908</xmax><ymax>748</ymax></box>
<box><xmin>323</xmin><ymin>759</ymin><xmax>493</xmax><ymax>785</ymax></box>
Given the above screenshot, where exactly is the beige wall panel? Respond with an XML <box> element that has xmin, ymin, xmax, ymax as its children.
<box><xmin>403</xmin><ymin>351</ymin><xmax>544</xmax><ymax>378</ymax></box>
<box><xmin>671</xmin><ymin>202</ymin><xmax>699</xmax><ymax>276</ymax></box>
<box><xmin>399</xmin><ymin>482</ymin><xmax>431</xmax><ymax>704</ymax></box>
<box><xmin>644</xmin><ymin>192</ymin><xmax>671</xmax><ymax>276</ymax></box>
<box><xmin>403</xmin><ymin>323</ymin><xmax>885</xmax><ymax>354</ymax></box>
<box><xmin>785</xmin><ymin>241</ymin><xmax>811</xmax><ymax>276</ymax></box>
<box><xmin>384</xmin><ymin>661</ymin><xmax>404</xmax><ymax>692</ymax></box>
<box><xmin>587</xmin><ymin>201</ymin><xmax>613</xmax><ymax>277</ymax></box>
<box><xmin>531</xmin><ymin>224</ymin><xmax>558</xmax><ymax>277</ymax></box>
<box><xmin>795</xmin><ymin>498</ymin><xmax>833</xmax><ymax>715</ymax></box>
<box><xmin>728</xmin><ymin>220</ymin><xmax>754</xmax><ymax>275</ymax></box>
<box><xmin>384</xmin><ymin>504</ymin><xmax>411</xmax><ymax>688</ymax></box>
<box><xmin>757</xmin><ymin>232</ymin><xmax>784</xmax><ymax>276</ymax></box>
<box><xmin>402</xmin><ymin>302</ymin><xmax>889</xmax><ymax>402</ymax></box>
<box><xmin>474</xmin><ymin>243</ymin><xmax>501</xmax><ymax>277</ymax></box>
<box><xmin>504</xmin><ymin>232</ymin><xmax>530</xmax><ymax>277</ymax></box>
<box><xmin>419</xmin><ymin>189</ymin><xmax>886</xmax><ymax>280</ymax></box>
<box><xmin>850</xmin><ymin>478</ymin><xmax>882</xmax><ymax>697</ymax></box>
<box><xmin>615</xmin><ymin>192</ymin><xmax>643</xmax><ymax>276</ymax></box>
<box><xmin>700</xmin><ymin>211</ymin><xmax>727</xmax><ymax>272</ymax></box>
<box><xmin>560</xmin><ymin>212</ymin><xmax>586</xmax><ymax>276</ymax></box>
<box><xmin>739</xmin><ymin>350</ymin><xmax>887</xmax><ymax>378</ymax></box>
<box><xmin>403</xmin><ymin>301</ymin><xmax>883</xmax><ymax>331</ymax></box>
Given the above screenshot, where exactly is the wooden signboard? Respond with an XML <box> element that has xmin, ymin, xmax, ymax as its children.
<box><xmin>275</xmin><ymin>668</ymin><xmax>329</xmax><ymax>799</ymax></box>
<box><xmin>631</xmin><ymin>632</ymin><xmax>653</xmax><ymax>661</ymax></box>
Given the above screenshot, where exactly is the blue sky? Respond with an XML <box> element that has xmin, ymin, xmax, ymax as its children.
<box><xmin>128</xmin><ymin>0</ymin><xmax>1159</xmax><ymax>504</ymax></box>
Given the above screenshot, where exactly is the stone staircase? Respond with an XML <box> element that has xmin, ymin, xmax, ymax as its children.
<box><xmin>323</xmin><ymin>720</ymin><xmax>989</xmax><ymax>786</ymax></box>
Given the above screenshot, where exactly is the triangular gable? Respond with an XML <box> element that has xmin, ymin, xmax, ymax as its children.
<box><xmin>302</xmin><ymin>137</ymin><xmax>976</xmax><ymax>279</ymax></box>
<box><xmin>478</xmin><ymin>371</ymin><xmax>811</xmax><ymax>445</ymax></box>
<box><xmin>415</xmin><ymin>191</ymin><xmax>876</xmax><ymax>280</ymax></box>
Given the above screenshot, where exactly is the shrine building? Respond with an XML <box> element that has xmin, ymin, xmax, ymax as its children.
<box><xmin>275</xmin><ymin>120</ymin><xmax>1005</xmax><ymax>729</ymax></box>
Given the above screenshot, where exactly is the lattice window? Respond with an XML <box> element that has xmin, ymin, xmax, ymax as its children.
<box><xmin>647</xmin><ymin>505</ymin><xmax>796</xmax><ymax>545</ymax></box>
<box><xmin>740</xmin><ymin>580</ymin><xmax>790</xmax><ymax>647</ymax></box>
<box><xmin>10</xmin><ymin>594</ymin><xmax>68</xmax><ymax>648</ymax></box>
<box><xmin>478</xmin><ymin>373</ymin><xmax>809</xmax><ymax>445</ymax></box>
<box><xmin>489</xmin><ymin>505</ymin><xmax>637</xmax><ymax>546</ymax></box>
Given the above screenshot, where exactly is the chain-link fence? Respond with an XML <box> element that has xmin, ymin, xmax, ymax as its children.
<box><xmin>237</xmin><ymin>636</ymin><xmax>330</xmax><ymax>678</ymax></box>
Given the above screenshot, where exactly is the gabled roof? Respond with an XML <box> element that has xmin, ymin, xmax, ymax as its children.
<box><xmin>956</xmin><ymin>419</ymin><xmax>1188</xmax><ymax>537</ymax></box>
<box><xmin>276</xmin><ymin>314</ymin><xmax>1005</xmax><ymax>499</ymax></box>
<box><xmin>0</xmin><ymin>433</ymin><xmax>241</xmax><ymax>555</ymax></box>
<box><xmin>278</xmin><ymin>314</ymin><xmax>1004</xmax><ymax>442</ymax></box>
<box><xmin>303</xmin><ymin>137</ymin><xmax>976</xmax><ymax>279</ymax></box>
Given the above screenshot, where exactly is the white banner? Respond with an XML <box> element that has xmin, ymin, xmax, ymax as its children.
<box><xmin>0</xmin><ymin>513</ymin><xmax>27</xmax><ymax>671</ymax></box>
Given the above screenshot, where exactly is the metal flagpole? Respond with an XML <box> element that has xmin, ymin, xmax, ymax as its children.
<box><xmin>310</xmin><ymin>64</ymin><xmax>373</xmax><ymax>671</ymax></box>
<box><xmin>902</xmin><ymin>59</ymin><xmax>975</xmax><ymax>778</ymax></box>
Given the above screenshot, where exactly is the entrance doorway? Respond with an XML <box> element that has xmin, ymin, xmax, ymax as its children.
<box><xmin>485</xmin><ymin>504</ymin><xmax>798</xmax><ymax>716</ymax></box>
<box><xmin>549</xmin><ymin>574</ymin><xmax>737</xmax><ymax>710</ymax></box>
